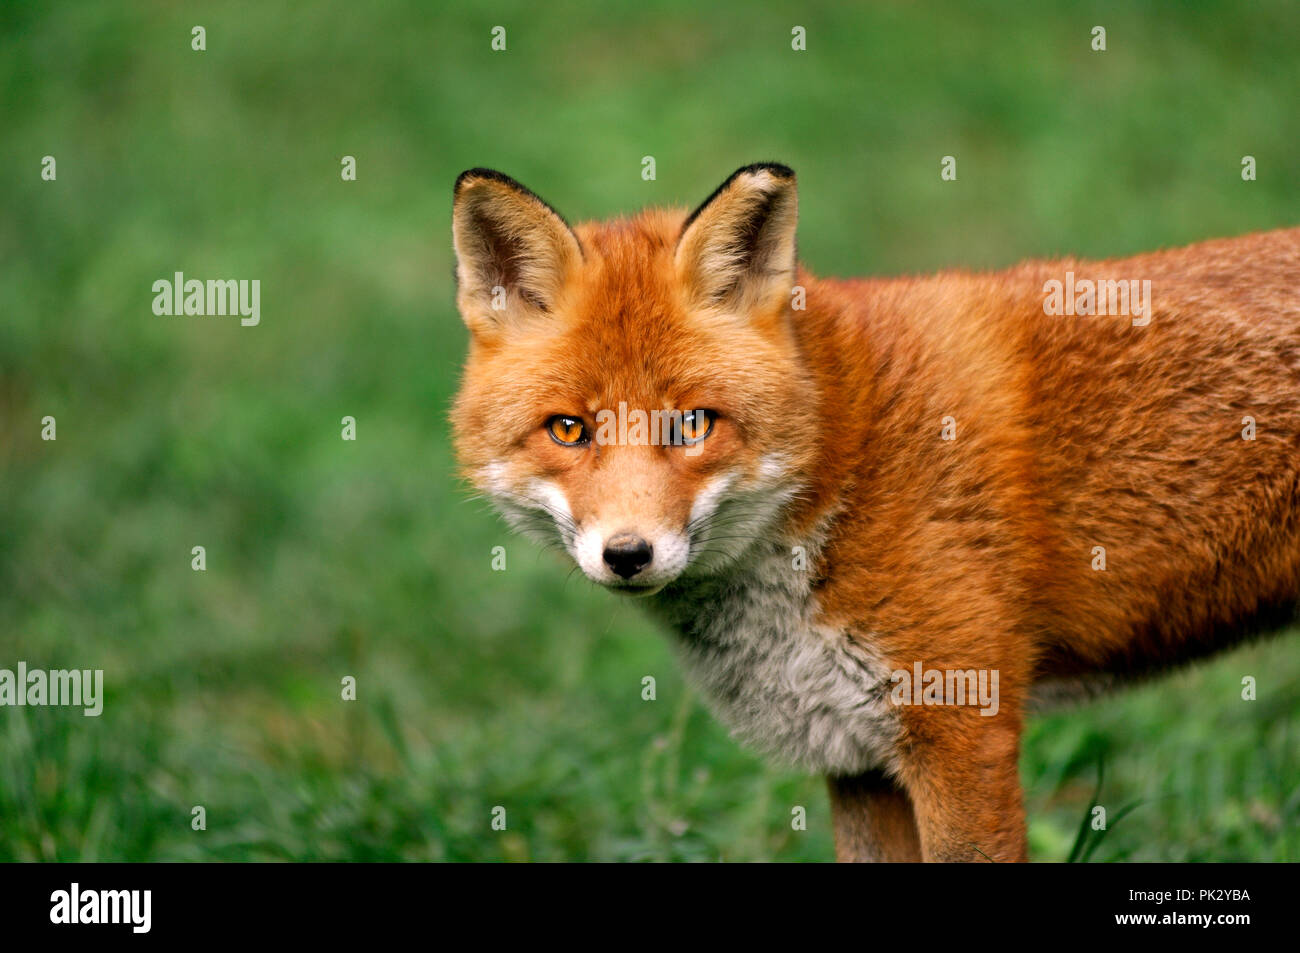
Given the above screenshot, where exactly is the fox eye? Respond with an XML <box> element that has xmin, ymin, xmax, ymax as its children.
<box><xmin>547</xmin><ymin>415</ymin><xmax>588</xmax><ymax>446</ymax></box>
<box><xmin>678</xmin><ymin>409</ymin><xmax>716</xmax><ymax>445</ymax></box>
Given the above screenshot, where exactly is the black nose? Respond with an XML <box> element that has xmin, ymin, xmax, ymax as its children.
<box><xmin>603</xmin><ymin>533</ymin><xmax>653</xmax><ymax>579</ymax></box>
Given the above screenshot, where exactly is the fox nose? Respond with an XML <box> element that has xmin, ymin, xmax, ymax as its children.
<box><xmin>603</xmin><ymin>533</ymin><xmax>653</xmax><ymax>579</ymax></box>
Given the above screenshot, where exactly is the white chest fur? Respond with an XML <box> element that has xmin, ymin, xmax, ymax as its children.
<box><xmin>650</xmin><ymin>545</ymin><xmax>901</xmax><ymax>776</ymax></box>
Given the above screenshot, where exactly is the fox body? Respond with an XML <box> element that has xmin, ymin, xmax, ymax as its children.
<box><xmin>450</xmin><ymin>163</ymin><xmax>1300</xmax><ymax>861</ymax></box>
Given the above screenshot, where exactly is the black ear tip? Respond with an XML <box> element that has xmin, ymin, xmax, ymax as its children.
<box><xmin>451</xmin><ymin>169</ymin><xmax>578</xmax><ymax>235</ymax></box>
<box><xmin>454</xmin><ymin>167</ymin><xmax>521</xmax><ymax>195</ymax></box>
<box><xmin>680</xmin><ymin>163</ymin><xmax>798</xmax><ymax>232</ymax></box>
<box><xmin>737</xmin><ymin>162</ymin><xmax>795</xmax><ymax>180</ymax></box>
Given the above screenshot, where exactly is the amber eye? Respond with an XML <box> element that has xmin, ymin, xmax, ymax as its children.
<box><xmin>547</xmin><ymin>415</ymin><xmax>588</xmax><ymax>446</ymax></box>
<box><xmin>678</xmin><ymin>409</ymin><xmax>716</xmax><ymax>445</ymax></box>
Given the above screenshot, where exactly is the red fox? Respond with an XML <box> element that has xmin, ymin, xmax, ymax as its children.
<box><xmin>450</xmin><ymin>163</ymin><xmax>1300</xmax><ymax>862</ymax></box>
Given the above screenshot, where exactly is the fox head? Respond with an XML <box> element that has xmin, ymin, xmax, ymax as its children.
<box><xmin>450</xmin><ymin>164</ymin><xmax>819</xmax><ymax>595</ymax></box>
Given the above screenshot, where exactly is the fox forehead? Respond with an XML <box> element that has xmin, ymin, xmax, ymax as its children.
<box><xmin>458</xmin><ymin>211</ymin><xmax>798</xmax><ymax>429</ymax></box>
<box><xmin>559</xmin><ymin>210</ymin><xmax>698</xmax><ymax>358</ymax></box>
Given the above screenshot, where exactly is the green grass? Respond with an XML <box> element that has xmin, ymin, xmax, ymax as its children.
<box><xmin>1</xmin><ymin>0</ymin><xmax>1297</xmax><ymax>861</ymax></box>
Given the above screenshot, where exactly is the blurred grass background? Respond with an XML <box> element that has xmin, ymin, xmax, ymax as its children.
<box><xmin>1</xmin><ymin>0</ymin><xmax>1297</xmax><ymax>861</ymax></box>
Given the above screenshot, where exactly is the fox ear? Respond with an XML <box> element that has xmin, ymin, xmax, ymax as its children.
<box><xmin>675</xmin><ymin>163</ymin><xmax>797</xmax><ymax>313</ymax></box>
<box><xmin>452</xmin><ymin>169</ymin><xmax>583</xmax><ymax>334</ymax></box>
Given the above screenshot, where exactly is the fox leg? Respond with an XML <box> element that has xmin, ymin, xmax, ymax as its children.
<box><xmin>827</xmin><ymin>771</ymin><xmax>923</xmax><ymax>862</ymax></box>
<box><xmin>896</xmin><ymin>716</ymin><xmax>1029</xmax><ymax>862</ymax></box>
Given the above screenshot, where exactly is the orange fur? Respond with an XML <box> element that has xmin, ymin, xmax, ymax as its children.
<box><xmin>451</xmin><ymin>164</ymin><xmax>1300</xmax><ymax>861</ymax></box>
